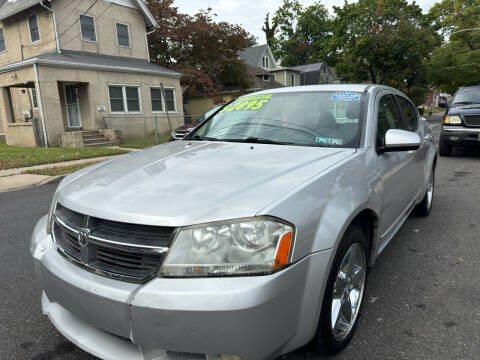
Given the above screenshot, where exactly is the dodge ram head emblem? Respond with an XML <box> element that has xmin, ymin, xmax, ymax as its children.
<box><xmin>78</xmin><ymin>228</ymin><xmax>90</xmax><ymax>248</ymax></box>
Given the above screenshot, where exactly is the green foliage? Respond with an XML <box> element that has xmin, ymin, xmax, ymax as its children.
<box><xmin>331</xmin><ymin>0</ymin><xmax>440</xmax><ymax>104</ymax></box>
<box><xmin>265</xmin><ymin>1</ymin><xmax>332</xmax><ymax>67</ymax></box>
<box><xmin>428</xmin><ymin>0</ymin><xmax>480</xmax><ymax>93</ymax></box>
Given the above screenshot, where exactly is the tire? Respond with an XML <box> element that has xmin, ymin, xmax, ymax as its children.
<box><xmin>439</xmin><ymin>139</ymin><xmax>452</xmax><ymax>156</ymax></box>
<box><xmin>415</xmin><ymin>167</ymin><xmax>435</xmax><ymax>217</ymax></box>
<box><xmin>312</xmin><ymin>223</ymin><xmax>369</xmax><ymax>355</ymax></box>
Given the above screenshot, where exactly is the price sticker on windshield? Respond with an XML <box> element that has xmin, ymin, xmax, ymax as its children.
<box><xmin>220</xmin><ymin>94</ymin><xmax>272</xmax><ymax>113</ymax></box>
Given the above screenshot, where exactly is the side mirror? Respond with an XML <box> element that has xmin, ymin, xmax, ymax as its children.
<box><xmin>438</xmin><ymin>100</ymin><xmax>447</xmax><ymax>108</ymax></box>
<box><xmin>384</xmin><ymin>129</ymin><xmax>421</xmax><ymax>152</ymax></box>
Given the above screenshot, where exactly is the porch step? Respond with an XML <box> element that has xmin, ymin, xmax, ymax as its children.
<box><xmin>83</xmin><ymin>140</ymin><xmax>114</xmax><ymax>147</ymax></box>
<box><xmin>80</xmin><ymin>130</ymin><xmax>113</xmax><ymax>147</ymax></box>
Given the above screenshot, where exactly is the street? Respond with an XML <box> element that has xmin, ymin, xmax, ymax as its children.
<box><xmin>1</xmin><ymin>117</ymin><xmax>479</xmax><ymax>360</ymax></box>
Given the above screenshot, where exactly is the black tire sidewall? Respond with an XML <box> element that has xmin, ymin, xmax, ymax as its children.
<box><xmin>314</xmin><ymin>223</ymin><xmax>369</xmax><ymax>354</ymax></box>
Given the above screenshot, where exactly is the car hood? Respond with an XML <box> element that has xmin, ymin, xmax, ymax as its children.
<box><xmin>57</xmin><ymin>141</ymin><xmax>356</xmax><ymax>226</ymax></box>
<box><xmin>448</xmin><ymin>106</ymin><xmax>480</xmax><ymax>115</ymax></box>
<box><xmin>175</xmin><ymin>123</ymin><xmax>197</xmax><ymax>132</ymax></box>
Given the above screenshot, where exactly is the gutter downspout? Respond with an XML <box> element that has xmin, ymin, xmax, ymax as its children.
<box><xmin>145</xmin><ymin>27</ymin><xmax>156</xmax><ymax>62</ymax></box>
<box><xmin>40</xmin><ymin>1</ymin><xmax>61</xmax><ymax>54</ymax></box>
<box><xmin>33</xmin><ymin>63</ymin><xmax>48</xmax><ymax>147</ymax></box>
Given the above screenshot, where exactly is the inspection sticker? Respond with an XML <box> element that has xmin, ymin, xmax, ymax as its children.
<box><xmin>220</xmin><ymin>94</ymin><xmax>272</xmax><ymax>113</ymax></box>
<box><xmin>315</xmin><ymin>137</ymin><xmax>344</xmax><ymax>145</ymax></box>
<box><xmin>331</xmin><ymin>91</ymin><xmax>361</xmax><ymax>102</ymax></box>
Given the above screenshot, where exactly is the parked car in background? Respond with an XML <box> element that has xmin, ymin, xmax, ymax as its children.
<box><xmin>31</xmin><ymin>85</ymin><xmax>436</xmax><ymax>360</ymax></box>
<box><xmin>170</xmin><ymin>104</ymin><xmax>223</xmax><ymax>140</ymax></box>
<box><xmin>439</xmin><ymin>86</ymin><xmax>480</xmax><ymax>156</ymax></box>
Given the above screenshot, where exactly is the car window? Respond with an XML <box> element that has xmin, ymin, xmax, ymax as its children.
<box><xmin>377</xmin><ymin>94</ymin><xmax>404</xmax><ymax>147</ymax></box>
<box><xmin>452</xmin><ymin>89</ymin><xmax>480</xmax><ymax>105</ymax></box>
<box><xmin>396</xmin><ymin>96</ymin><xmax>417</xmax><ymax>132</ymax></box>
<box><xmin>188</xmin><ymin>91</ymin><xmax>364</xmax><ymax>148</ymax></box>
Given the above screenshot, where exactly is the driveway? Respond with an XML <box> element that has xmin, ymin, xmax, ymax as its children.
<box><xmin>1</xmin><ymin>116</ymin><xmax>479</xmax><ymax>359</ymax></box>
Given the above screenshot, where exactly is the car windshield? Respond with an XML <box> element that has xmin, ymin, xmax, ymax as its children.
<box><xmin>186</xmin><ymin>91</ymin><xmax>364</xmax><ymax>148</ymax></box>
<box><xmin>452</xmin><ymin>89</ymin><xmax>480</xmax><ymax>105</ymax></box>
<box><xmin>196</xmin><ymin>105</ymin><xmax>222</xmax><ymax>123</ymax></box>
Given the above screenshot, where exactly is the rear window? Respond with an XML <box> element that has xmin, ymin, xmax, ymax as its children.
<box><xmin>187</xmin><ymin>91</ymin><xmax>364</xmax><ymax>148</ymax></box>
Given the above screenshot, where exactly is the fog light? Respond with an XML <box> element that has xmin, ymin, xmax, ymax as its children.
<box><xmin>221</xmin><ymin>356</ymin><xmax>243</xmax><ymax>360</ymax></box>
<box><xmin>449</xmin><ymin>136</ymin><xmax>459</xmax><ymax>141</ymax></box>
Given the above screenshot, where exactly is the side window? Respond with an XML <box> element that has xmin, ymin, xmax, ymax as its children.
<box><xmin>396</xmin><ymin>96</ymin><xmax>418</xmax><ymax>132</ymax></box>
<box><xmin>377</xmin><ymin>94</ymin><xmax>404</xmax><ymax>146</ymax></box>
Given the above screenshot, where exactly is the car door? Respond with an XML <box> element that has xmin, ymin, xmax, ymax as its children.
<box><xmin>395</xmin><ymin>95</ymin><xmax>428</xmax><ymax>200</ymax></box>
<box><xmin>375</xmin><ymin>92</ymin><xmax>418</xmax><ymax>251</ymax></box>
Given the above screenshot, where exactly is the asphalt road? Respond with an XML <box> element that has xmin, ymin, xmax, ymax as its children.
<box><xmin>1</xmin><ymin>115</ymin><xmax>479</xmax><ymax>360</ymax></box>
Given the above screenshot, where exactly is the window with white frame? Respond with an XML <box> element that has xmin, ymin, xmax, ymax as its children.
<box><xmin>80</xmin><ymin>15</ymin><xmax>96</xmax><ymax>42</ymax></box>
<box><xmin>0</xmin><ymin>28</ymin><xmax>5</xmax><ymax>52</ymax></box>
<box><xmin>116</xmin><ymin>23</ymin><xmax>130</xmax><ymax>47</ymax></box>
<box><xmin>28</xmin><ymin>15</ymin><xmax>40</xmax><ymax>42</ymax></box>
<box><xmin>108</xmin><ymin>85</ymin><xmax>141</xmax><ymax>113</ymax></box>
<box><xmin>262</xmin><ymin>56</ymin><xmax>269</xmax><ymax>68</ymax></box>
<box><xmin>150</xmin><ymin>87</ymin><xmax>176</xmax><ymax>112</ymax></box>
<box><xmin>30</xmin><ymin>88</ymin><xmax>38</xmax><ymax>108</ymax></box>
<box><xmin>263</xmin><ymin>75</ymin><xmax>270</xmax><ymax>82</ymax></box>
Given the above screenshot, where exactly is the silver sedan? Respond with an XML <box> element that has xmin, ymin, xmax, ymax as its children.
<box><xmin>31</xmin><ymin>84</ymin><xmax>437</xmax><ymax>360</ymax></box>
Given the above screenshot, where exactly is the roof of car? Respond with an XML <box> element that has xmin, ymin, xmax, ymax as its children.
<box><xmin>242</xmin><ymin>84</ymin><xmax>374</xmax><ymax>96</ymax></box>
<box><xmin>457</xmin><ymin>86</ymin><xmax>480</xmax><ymax>91</ymax></box>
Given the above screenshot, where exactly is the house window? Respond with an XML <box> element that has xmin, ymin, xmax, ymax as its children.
<box><xmin>262</xmin><ymin>56</ymin><xmax>269</xmax><ymax>68</ymax></box>
<box><xmin>263</xmin><ymin>75</ymin><xmax>270</xmax><ymax>82</ymax></box>
<box><xmin>28</xmin><ymin>15</ymin><xmax>40</xmax><ymax>42</ymax></box>
<box><xmin>108</xmin><ymin>85</ymin><xmax>141</xmax><ymax>113</ymax></box>
<box><xmin>30</xmin><ymin>88</ymin><xmax>38</xmax><ymax>108</ymax></box>
<box><xmin>291</xmin><ymin>73</ymin><xmax>295</xmax><ymax>86</ymax></box>
<box><xmin>150</xmin><ymin>87</ymin><xmax>176</xmax><ymax>112</ymax></box>
<box><xmin>116</xmin><ymin>23</ymin><xmax>130</xmax><ymax>47</ymax></box>
<box><xmin>80</xmin><ymin>15</ymin><xmax>96</xmax><ymax>42</ymax></box>
<box><xmin>0</xmin><ymin>28</ymin><xmax>5</xmax><ymax>52</ymax></box>
<box><xmin>150</xmin><ymin>88</ymin><xmax>163</xmax><ymax>111</ymax></box>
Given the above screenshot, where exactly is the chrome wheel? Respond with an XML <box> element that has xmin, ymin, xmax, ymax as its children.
<box><xmin>331</xmin><ymin>243</ymin><xmax>366</xmax><ymax>341</ymax></box>
<box><xmin>426</xmin><ymin>171</ymin><xmax>434</xmax><ymax>210</ymax></box>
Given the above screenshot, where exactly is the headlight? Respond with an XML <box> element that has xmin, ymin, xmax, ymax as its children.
<box><xmin>444</xmin><ymin>115</ymin><xmax>462</xmax><ymax>125</ymax></box>
<box><xmin>46</xmin><ymin>195</ymin><xmax>56</xmax><ymax>235</ymax></box>
<box><xmin>160</xmin><ymin>217</ymin><xmax>294</xmax><ymax>277</ymax></box>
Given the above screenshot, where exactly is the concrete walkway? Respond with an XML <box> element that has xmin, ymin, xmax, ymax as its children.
<box><xmin>0</xmin><ymin>151</ymin><xmax>135</xmax><ymax>192</ymax></box>
<box><xmin>0</xmin><ymin>156</ymin><xmax>115</xmax><ymax>177</ymax></box>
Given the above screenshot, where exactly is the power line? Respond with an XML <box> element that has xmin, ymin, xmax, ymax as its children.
<box><xmin>25</xmin><ymin>0</ymin><xmax>100</xmax><ymax>48</ymax></box>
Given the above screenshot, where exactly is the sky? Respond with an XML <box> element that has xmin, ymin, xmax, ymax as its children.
<box><xmin>173</xmin><ymin>0</ymin><xmax>438</xmax><ymax>42</ymax></box>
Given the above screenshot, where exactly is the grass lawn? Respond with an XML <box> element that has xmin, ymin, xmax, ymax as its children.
<box><xmin>120</xmin><ymin>134</ymin><xmax>170</xmax><ymax>149</ymax></box>
<box><xmin>0</xmin><ymin>141</ymin><xmax>129</xmax><ymax>170</ymax></box>
<box><xmin>22</xmin><ymin>161</ymin><xmax>101</xmax><ymax>176</ymax></box>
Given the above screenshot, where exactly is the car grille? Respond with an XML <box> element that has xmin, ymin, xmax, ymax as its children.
<box><xmin>463</xmin><ymin>115</ymin><xmax>480</xmax><ymax>127</ymax></box>
<box><xmin>52</xmin><ymin>203</ymin><xmax>174</xmax><ymax>283</ymax></box>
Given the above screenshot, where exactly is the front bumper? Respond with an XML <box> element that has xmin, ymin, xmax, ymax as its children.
<box><xmin>32</xmin><ymin>215</ymin><xmax>333</xmax><ymax>360</ymax></box>
<box><xmin>441</xmin><ymin>126</ymin><xmax>480</xmax><ymax>146</ymax></box>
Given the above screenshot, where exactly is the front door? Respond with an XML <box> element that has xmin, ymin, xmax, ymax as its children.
<box><xmin>65</xmin><ymin>84</ymin><xmax>82</xmax><ymax>128</ymax></box>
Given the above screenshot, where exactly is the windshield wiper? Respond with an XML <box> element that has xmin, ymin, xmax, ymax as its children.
<box><xmin>222</xmin><ymin>137</ymin><xmax>294</xmax><ymax>145</ymax></box>
<box><xmin>453</xmin><ymin>101</ymin><xmax>480</xmax><ymax>106</ymax></box>
<box><xmin>188</xmin><ymin>135</ymin><xmax>220</xmax><ymax>141</ymax></box>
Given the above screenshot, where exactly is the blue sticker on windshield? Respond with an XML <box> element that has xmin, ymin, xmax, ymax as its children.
<box><xmin>331</xmin><ymin>92</ymin><xmax>361</xmax><ymax>102</ymax></box>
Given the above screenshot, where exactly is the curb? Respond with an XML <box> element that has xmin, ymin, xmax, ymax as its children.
<box><xmin>0</xmin><ymin>175</ymin><xmax>65</xmax><ymax>194</ymax></box>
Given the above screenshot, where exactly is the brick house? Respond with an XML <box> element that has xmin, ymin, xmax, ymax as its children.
<box><xmin>0</xmin><ymin>0</ymin><xmax>183</xmax><ymax>147</ymax></box>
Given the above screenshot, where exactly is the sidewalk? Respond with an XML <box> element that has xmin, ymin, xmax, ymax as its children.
<box><xmin>0</xmin><ymin>155</ymin><xmax>119</xmax><ymax>192</ymax></box>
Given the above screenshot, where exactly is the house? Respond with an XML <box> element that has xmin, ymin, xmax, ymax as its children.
<box><xmin>289</xmin><ymin>63</ymin><xmax>334</xmax><ymax>85</ymax></box>
<box><xmin>185</xmin><ymin>66</ymin><xmax>284</xmax><ymax>116</ymax></box>
<box><xmin>0</xmin><ymin>0</ymin><xmax>183</xmax><ymax>147</ymax></box>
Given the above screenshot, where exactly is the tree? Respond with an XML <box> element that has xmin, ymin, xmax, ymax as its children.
<box><xmin>146</xmin><ymin>0</ymin><xmax>252</xmax><ymax>100</ymax></box>
<box><xmin>332</xmin><ymin>0</ymin><xmax>440</xmax><ymax>104</ymax></box>
<box><xmin>262</xmin><ymin>13</ymin><xmax>278</xmax><ymax>54</ymax></box>
<box><xmin>428</xmin><ymin>0</ymin><xmax>480</xmax><ymax>93</ymax></box>
<box><xmin>264</xmin><ymin>1</ymin><xmax>332</xmax><ymax>66</ymax></box>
